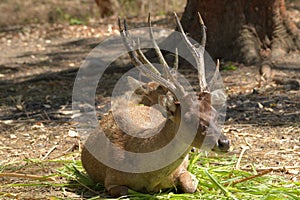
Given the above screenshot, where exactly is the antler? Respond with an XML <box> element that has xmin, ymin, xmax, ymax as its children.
<box><xmin>118</xmin><ymin>16</ymin><xmax>186</xmax><ymax>99</ymax></box>
<box><xmin>174</xmin><ymin>12</ymin><xmax>208</xmax><ymax>92</ymax></box>
<box><xmin>147</xmin><ymin>13</ymin><xmax>172</xmax><ymax>81</ymax></box>
<box><xmin>118</xmin><ymin>12</ymin><xmax>209</xmax><ymax>98</ymax></box>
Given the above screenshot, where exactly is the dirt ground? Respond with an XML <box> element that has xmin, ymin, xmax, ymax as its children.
<box><xmin>0</xmin><ymin>9</ymin><xmax>299</xmax><ymax>200</ymax></box>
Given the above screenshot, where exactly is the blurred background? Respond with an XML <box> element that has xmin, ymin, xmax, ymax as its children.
<box><xmin>0</xmin><ymin>0</ymin><xmax>187</xmax><ymax>27</ymax></box>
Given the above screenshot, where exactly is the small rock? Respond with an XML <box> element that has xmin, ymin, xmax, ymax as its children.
<box><xmin>68</xmin><ymin>130</ymin><xmax>78</xmax><ymax>138</ymax></box>
<box><xmin>10</xmin><ymin>134</ymin><xmax>17</xmax><ymax>139</ymax></box>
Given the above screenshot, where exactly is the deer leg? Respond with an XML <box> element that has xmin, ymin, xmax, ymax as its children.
<box><xmin>178</xmin><ymin>171</ymin><xmax>199</xmax><ymax>193</ymax></box>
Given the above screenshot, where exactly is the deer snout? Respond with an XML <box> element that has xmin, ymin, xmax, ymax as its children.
<box><xmin>212</xmin><ymin>134</ymin><xmax>230</xmax><ymax>153</ymax></box>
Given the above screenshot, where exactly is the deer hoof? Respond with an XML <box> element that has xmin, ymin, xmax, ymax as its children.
<box><xmin>179</xmin><ymin>171</ymin><xmax>199</xmax><ymax>193</ymax></box>
<box><xmin>108</xmin><ymin>185</ymin><xmax>129</xmax><ymax>197</ymax></box>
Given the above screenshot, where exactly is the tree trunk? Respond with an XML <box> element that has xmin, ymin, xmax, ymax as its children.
<box><xmin>94</xmin><ymin>0</ymin><xmax>120</xmax><ymax>18</ymax></box>
<box><xmin>180</xmin><ymin>0</ymin><xmax>300</xmax><ymax>65</ymax></box>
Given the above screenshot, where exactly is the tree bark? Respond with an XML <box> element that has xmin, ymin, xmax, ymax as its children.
<box><xmin>94</xmin><ymin>0</ymin><xmax>120</xmax><ymax>18</ymax></box>
<box><xmin>180</xmin><ymin>0</ymin><xmax>300</xmax><ymax>65</ymax></box>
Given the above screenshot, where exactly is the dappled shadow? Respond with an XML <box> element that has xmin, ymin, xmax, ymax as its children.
<box><xmin>222</xmin><ymin>62</ymin><xmax>299</xmax><ymax>126</ymax></box>
<box><xmin>0</xmin><ymin>61</ymin><xmax>134</xmax><ymax>122</ymax></box>
<box><xmin>1</xmin><ymin>19</ymin><xmax>299</xmax><ymax>127</ymax></box>
<box><xmin>0</xmin><ymin>35</ymin><xmax>136</xmax><ymax>122</ymax></box>
<box><xmin>226</xmin><ymin>90</ymin><xmax>299</xmax><ymax>126</ymax></box>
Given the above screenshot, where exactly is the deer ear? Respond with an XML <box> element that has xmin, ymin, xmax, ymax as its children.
<box><xmin>127</xmin><ymin>76</ymin><xmax>144</xmax><ymax>89</ymax></box>
<box><xmin>127</xmin><ymin>76</ymin><xmax>145</xmax><ymax>94</ymax></box>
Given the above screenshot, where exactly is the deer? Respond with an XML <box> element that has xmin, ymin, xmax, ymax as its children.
<box><xmin>81</xmin><ymin>13</ymin><xmax>230</xmax><ymax>197</ymax></box>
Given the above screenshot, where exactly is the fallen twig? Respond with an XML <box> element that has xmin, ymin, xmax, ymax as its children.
<box><xmin>43</xmin><ymin>110</ymin><xmax>51</xmax><ymax>121</ymax></box>
<box><xmin>51</xmin><ymin>143</ymin><xmax>79</xmax><ymax>159</ymax></box>
<box><xmin>241</xmin><ymin>165</ymin><xmax>300</xmax><ymax>172</ymax></box>
<box><xmin>42</xmin><ymin>145</ymin><xmax>58</xmax><ymax>160</ymax></box>
<box><xmin>235</xmin><ymin>145</ymin><xmax>250</xmax><ymax>170</ymax></box>
<box><xmin>225</xmin><ymin>169</ymin><xmax>273</xmax><ymax>186</ymax></box>
<box><xmin>0</xmin><ymin>172</ymin><xmax>55</xmax><ymax>181</ymax></box>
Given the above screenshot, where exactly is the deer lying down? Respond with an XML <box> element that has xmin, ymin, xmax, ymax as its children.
<box><xmin>81</xmin><ymin>13</ymin><xmax>230</xmax><ymax>197</ymax></box>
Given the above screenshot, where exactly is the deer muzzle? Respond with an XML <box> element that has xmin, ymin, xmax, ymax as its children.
<box><xmin>212</xmin><ymin>133</ymin><xmax>230</xmax><ymax>153</ymax></box>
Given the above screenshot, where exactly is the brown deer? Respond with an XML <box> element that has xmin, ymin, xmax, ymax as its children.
<box><xmin>81</xmin><ymin>13</ymin><xmax>230</xmax><ymax>197</ymax></box>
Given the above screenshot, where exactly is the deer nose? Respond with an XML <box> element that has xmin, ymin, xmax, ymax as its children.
<box><xmin>212</xmin><ymin>135</ymin><xmax>230</xmax><ymax>153</ymax></box>
<box><xmin>217</xmin><ymin>138</ymin><xmax>230</xmax><ymax>152</ymax></box>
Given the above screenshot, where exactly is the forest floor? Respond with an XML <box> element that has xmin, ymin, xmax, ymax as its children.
<box><xmin>0</xmin><ymin>11</ymin><xmax>299</xmax><ymax>199</ymax></box>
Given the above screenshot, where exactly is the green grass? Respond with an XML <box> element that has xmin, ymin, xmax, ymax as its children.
<box><xmin>0</xmin><ymin>152</ymin><xmax>299</xmax><ymax>199</ymax></box>
<box><xmin>221</xmin><ymin>62</ymin><xmax>238</xmax><ymax>71</ymax></box>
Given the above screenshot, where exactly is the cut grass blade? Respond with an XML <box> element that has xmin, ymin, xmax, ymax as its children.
<box><xmin>0</xmin><ymin>152</ymin><xmax>299</xmax><ymax>199</ymax></box>
<box><xmin>204</xmin><ymin>169</ymin><xmax>237</xmax><ymax>199</ymax></box>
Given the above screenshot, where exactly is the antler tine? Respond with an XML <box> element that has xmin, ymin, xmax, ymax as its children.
<box><xmin>148</xmin><ymin>13</ymin><xmax>173</xmax><ymax>81</ymax></box>
<box><xmin>136</xmin><ymin>38</ymin><xmax>161</xmax><ymax>75</ymax></box>
<box><xmin>119</xmin><ymin>17</ymin><xmax>160</xmax><ymax>75</ymax></box>
<box><xmin>123</xmin><ymin>17</ymin><xmax>129</xmax><ymax>37</ymax></box>
<box><xmin>118</xmin><ymin>16</ymin><xmax>122</xmax><ymax>31</ymax></box>
<box><xmin>209</xmin><ymin>59</ymin><xmax>220</xmax><ymax>87</ymax></box>
<box><xmin>148</xmin><ymin>13</ymin><xmax>186</xmax><ymax>94</ymax></box>
<box><xmin>118</xmin><ymin>17</ymin><xmax>186</xmax><ymax>97</ymax></box>
<box><xmin>198</xmin><ymin>12</ymin><xmax>206</xmax><ymax>47</ymax></box>
<box><xmin>197</xmin><ymin>12</ymin><xmax>207</xmax><ymax>91</ymax></box>
<box><xmin>118</xmin><ymin>17</ymin><xmax>139</xmax><ymax>66</ymax></box>
<box><xmin>174</xmin><ymin>12</ymin><xmax>208</xmax><ymax>92</ymax></box>
<box><xmin>174</xmin><ymin>48</ymin><xmax>179</xmax><ymax>72</ymax></box>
